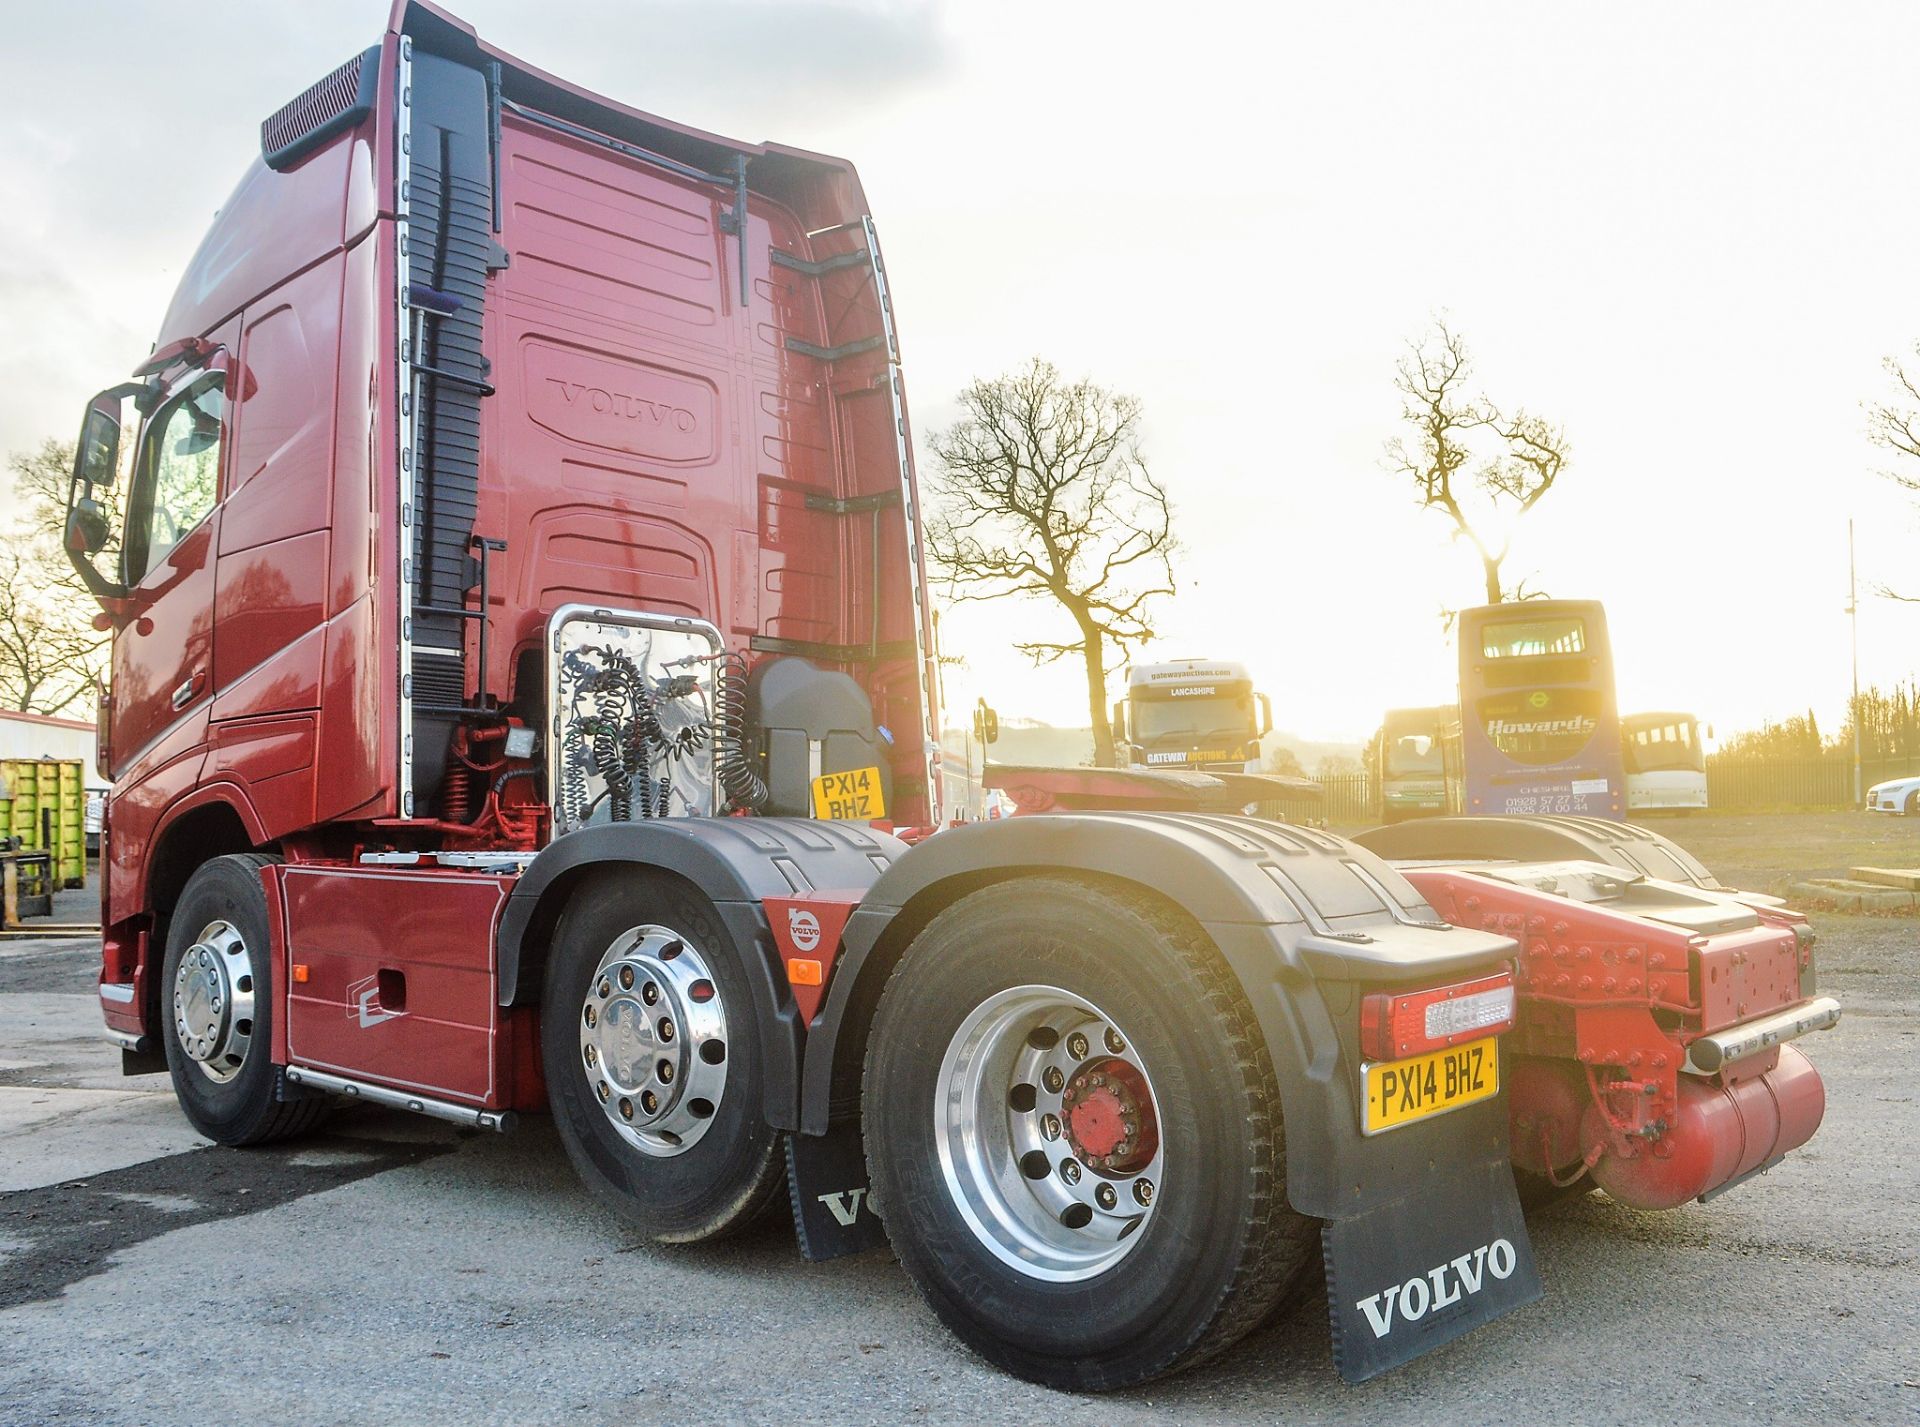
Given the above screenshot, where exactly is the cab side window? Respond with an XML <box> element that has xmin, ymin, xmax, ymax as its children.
<box><xmin>123</xmin><ymin>372</ymin><xmax>226</xmax><ymax>584</ymax></box>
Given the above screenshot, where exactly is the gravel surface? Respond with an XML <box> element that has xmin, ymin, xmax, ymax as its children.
<box><xmin>0</xmin><ymin>901</ymin><xmax>1913</xmax><ymax>1426</ymax></box>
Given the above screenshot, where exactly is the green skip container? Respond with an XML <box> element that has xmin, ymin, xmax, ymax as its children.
<box><xmin>0</xmin><ymin>758</ymin><xmax>87</xmax><ymax>888</ymax></box>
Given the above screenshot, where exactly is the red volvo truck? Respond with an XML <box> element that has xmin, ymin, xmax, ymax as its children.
<box><xmin>64</xmin><ymin>1</ymin><xmax>1838</xmax><ymax>1389</ymax></box>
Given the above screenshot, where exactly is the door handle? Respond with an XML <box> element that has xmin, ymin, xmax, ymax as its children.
<box><xmin>171</xmin><ymin>673</ymin><xmax>202</xmax><ymax>710</ymax></box>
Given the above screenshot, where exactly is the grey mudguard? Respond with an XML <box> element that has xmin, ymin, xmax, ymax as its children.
<box><xmin>495</xmin><ymin>816</ymin><xmax>905</xmax><ymax>1129</ymax></box>
<box><xmin>1352</xmin><ymin>814</ymin><xmax>1727</xmax><ymax>890</ymax></box>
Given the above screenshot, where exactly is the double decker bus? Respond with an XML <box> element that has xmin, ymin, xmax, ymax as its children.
<box><xmin>1372</xmin><ymin>705</ymin><xmax>1449</xmax><ymax>823</ymax></box>
<box><xmin>1443</xmin><ymin>600</ymin><xmax>1626</xmax><ymax>820</ymax></box>
<box><xmin>1622</xmin><ymin>711</ymin><xmax>1709</xmax><ymax>813</ymax></box>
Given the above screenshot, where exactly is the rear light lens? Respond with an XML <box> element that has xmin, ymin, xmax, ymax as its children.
<box><xmin>1360</xmin><ymin>972</ymin><xmax>1516</xmax><ymax>1062</ymax></box>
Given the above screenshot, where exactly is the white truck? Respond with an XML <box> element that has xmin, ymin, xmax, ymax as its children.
<box><xmin>1112</xmin><ymin>658</ymin><xmax>1272</xmax><ymax>773</ymax></box>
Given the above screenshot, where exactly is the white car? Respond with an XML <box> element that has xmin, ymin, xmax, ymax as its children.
<box><xmin>1865</xmin><ymin>774</ymin><xmax>1920</xmax><ymax>815</ymax></box>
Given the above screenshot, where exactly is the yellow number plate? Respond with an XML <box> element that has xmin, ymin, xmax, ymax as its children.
<box><xmin>810</xmin><ymin>766</ymin><xmax>886</xmax><ymax>821</ymax></box>
<box><xmin>1362</xmin><ymin>1039</ymin><xmax>1499</xmax><ymax>1135</ymax></box>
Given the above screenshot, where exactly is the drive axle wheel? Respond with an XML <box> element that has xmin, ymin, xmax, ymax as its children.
<box><xmin>544</xmin><ymin>871</ymin><xmax>785</xmax><ymax>1243</ymax></box>
<box><xmin>864</xmin><ymin>876</ymin><xmax>1318</xmax><ymax>1391</ymax></box>
<box><xmin>160</xmin><ymin>854</ymin><xmax>326</xmax><ymax>1146</ymax></box>
<box><xmin>938</xmin><ymin>986</ymin><xmax>1165</xmax><ymax>1280</ymax></box>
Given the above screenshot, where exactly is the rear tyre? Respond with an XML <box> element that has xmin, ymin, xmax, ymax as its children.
<box><xmin>1906</xmin><ymin>791</ymin><xmax>1918</xmax><ymax>817</ymax></box>
<box><xmin>863</xmin><ymin>876</ymin><xmax>1318</xmax><ymax>1391</ymax></box>
<box><xmin>161</xmin><ymin>853</ymin><xmax>326</xmax><ymax>1146</ymax></box>
<box><xmin>543</xmin><ymin>870</ymin><xmax>786</xmax><ymax>1243</ymax></box>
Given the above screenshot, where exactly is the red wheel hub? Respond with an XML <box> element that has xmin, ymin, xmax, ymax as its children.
<box><xmin>1061</xmin><ymin>1057</ymin><xmax>1159</xmax><ymax>1172</ymax></box>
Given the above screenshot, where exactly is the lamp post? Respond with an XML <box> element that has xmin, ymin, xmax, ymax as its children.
<box><xmin>1849</xmin><ymin>518</ymin><xmax>1861</xmax><ymax>807</ymax></box>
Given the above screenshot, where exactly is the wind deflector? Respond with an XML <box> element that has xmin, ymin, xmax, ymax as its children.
<box><xmin>261</xmin><ymin>46</ymin><xmax>380</xmax><ymax>171</ymax></box>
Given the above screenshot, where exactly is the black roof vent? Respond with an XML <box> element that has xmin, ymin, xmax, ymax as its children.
<box><xmin>261</xmin><ymin>46</ymin><xmax>380</xmax><ymax>172</ymax></box>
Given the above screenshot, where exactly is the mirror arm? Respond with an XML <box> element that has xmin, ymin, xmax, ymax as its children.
<box><xmin>66</xmin><ymin>545</ymin><xmax>131</xmax><ymax>611</ymax></box>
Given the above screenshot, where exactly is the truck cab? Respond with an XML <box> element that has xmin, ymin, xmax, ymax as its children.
<box><xmin>1112</xmin><ymin>658</ymin><xmax>1271</xmax><ymax>774</ymax></box>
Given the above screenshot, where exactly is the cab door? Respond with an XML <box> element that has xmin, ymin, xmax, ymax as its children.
<box><xmin>110</xmin><ymin>360</ymin><xmax>232</xmax><ymax>776</ymax></box>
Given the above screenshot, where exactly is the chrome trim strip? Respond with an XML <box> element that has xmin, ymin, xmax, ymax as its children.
<box><xmin>860</xmin><ymin>215</ymin><xmax>941</xmax><ymax>822</ymax></box>
<box><xmin>395</xmin><ymin>36</ymin><xmax>418</xmax><ymax>817</ymax></box>
<box><xmin>283</xmin><ymin>1065</ymin><xmax>517</xmax><ymax>1132</ymax></box>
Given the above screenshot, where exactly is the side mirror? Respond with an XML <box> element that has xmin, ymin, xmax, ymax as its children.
<box><xmin>1110</xmin><ymin>701</ymin><xmax>1127</xmax><ymax>741</ymax></box>
<box><xmin>66</xmin><ymin>497</ymin><xmax>111</xmax><ymax>556</ymax></box>
<box><xmin>1257</xmin><ymin>692</ymin><xmax>1273</xmax><ymax>737</ymax></box>
<box><xmin>972</xmin><ymin>700</ymin><xmax>1000</xmax><ymax>745</ymax></box>
<box><xmin>65</xmin><ymin>386</ymin><xmax>138</xmax><ymax>609</ymax></box>
<box><xmin>74</xmin><ymin>395</ymin><xmax>123</xmax><ymax>488</ymax></box>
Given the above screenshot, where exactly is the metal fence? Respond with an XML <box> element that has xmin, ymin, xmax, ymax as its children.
<box><xmin>1704</xmin><ymin>756</ymin><xmax>1917</xmax><ymax>811</ymax></box>
<box><xmin>1291</xmin><ymin>758</ymin><xmax>1920</xmax><ymax>825</ymax></box>
<box><xmin>1309</xmin><ymin>773</ymin><xmax>1374</xmax><ymax>825</ymax></box>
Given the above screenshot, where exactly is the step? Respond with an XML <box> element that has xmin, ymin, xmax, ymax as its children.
<box><xmin>1849</xmin><ymin>866</ymin><xmax>1920</xmax><ymax>891</ymax></box>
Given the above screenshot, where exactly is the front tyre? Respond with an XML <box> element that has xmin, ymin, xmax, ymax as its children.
<box><xmin>543</xmin><ymin>871</ymin><xmax>785</xmax><ymax>1243</ymax></box>
<box><xmin>863</xmin><ymin>877</ymin><xmax>1318</xmax><ymax>1391</ymax></box>
<box><xmin>161</xmin><ymin>853</ymin><xmax>325</xmax><ymax>1146</ymax></box>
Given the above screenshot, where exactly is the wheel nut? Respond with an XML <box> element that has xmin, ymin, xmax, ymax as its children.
<box><xmin>584</xmin><ymin>1004</ymin><xmax>598</xmax><ymax>1027</ymax></box>
<box><xmin>619</xmin><ymin>1097</ymin><xmax>634</xmax><ymax>1120</ymax></box>
<box><xmin>657</xmin><ymin>1059</ymin><xmax>675</xmax><ymax>1084</ymax></box>
<box><xmin>1066</xmin><ymin>1032</ymin><xmax>1089</xmax><ymax>1060</ymax></box>
<box><xmin>1060</xmin><ymin>1160</ymin><xmax>1082</xmax><ymax>1184</ymax></box>
<box><xmin>584</xmin><ymin>1044</ymin><xmax>598</xmax><ymax>1066</ymax></box>
<box><xmin>657</xmin><ymin>1018</ymin><xmax>675</xmax><ymax>1042</ymax></box>
<box><xmin>642</xmin><ymin>982</ymin><xmax>660</xmax><ymax>1006</ymax></box>
<box><xmin>1041</xmin><ymin>1113</ymin><xmax>1062</xmax><ymax>1140</ymax></box>
<box><xmin>596</xmin><ymin>1081</ymin><xmax>610</xmax><ymax>1103</ymax></box>
<box><xmin>598</xmin><ymin>979</ymin><xmax>611</xmax><ymax>998</ymax></box>
<box><xmin>1096</xmin><ymin>1184</ymin><xmax>1118</xmax><ymax>1210</ymax></box>
<box><xmin>641</xmin><ymin>1090</ymin><xmax>660</xmax><ymax>1114</ymax></box>
<box><xmin>1090</xmin><ymin>1074</ymin><xmax>1106</xmax><ymax>1088</ymax></box>
<box><xmin>1104</xmin><ymin>1028</ymin><xmax>1126</xmax><ymax>1053</ymax></box>
<box><xmin>1134</xmin><ymin>1179</ymin><xmax>1154</xmax><ymax>1205</ymax></box>
<box><xmin>619</xmin><ymin>965</ymin><xmax>635</xmax><ymax>990</ymax></box>
<box><xmin>1043</xmin><ymin>1067</ymin><xmax>1065</xmax><ymax>1093</ymax></box>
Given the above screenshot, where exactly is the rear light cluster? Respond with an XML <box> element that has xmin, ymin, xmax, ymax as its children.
<box><xmin>1360</xmin><ymin>972</ymin><xmax>1516</xmax><ymax>1062</ymax></box>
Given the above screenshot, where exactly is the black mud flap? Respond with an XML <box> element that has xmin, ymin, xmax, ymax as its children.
<box><xmin>786</xmin><ymin>1123</ymin><xmax>886</xmax><ymax>1262</ymax></box>
<box><xmin>1322</xmin><ymin>1156</ymin><xmax>1543</xmax><ymax>1383</ymax></box>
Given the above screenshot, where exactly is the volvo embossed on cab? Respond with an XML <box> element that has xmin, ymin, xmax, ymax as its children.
<box><xmin>64</xmin><ymin>0</ymin><xmax>1837</xmax><ymax>1393</ymax></box>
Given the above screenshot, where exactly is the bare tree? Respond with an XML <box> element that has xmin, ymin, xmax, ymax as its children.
<box><xmin>926</xmin><ymin>359</ymin><xmax>1177</xmax><ymax>768</ymax></box>
<box><xmin>0</xmin><ymin>544</ymin><xmax>100</xmax><ymax>715</ymax></box>
<box><xmin>1</xmin><ymin>438</ymin><xmax>118</xmax><ymax>714</ymax></box>
<box><xmin>1866</xmin><ymin>350</ymin><xmax>1920</xmax><ymax>601</ymax></box>
<box><xmin>1386</xmin><ymin>321</ymin><xmax>1571</xmax><ymax>605</ymax></box>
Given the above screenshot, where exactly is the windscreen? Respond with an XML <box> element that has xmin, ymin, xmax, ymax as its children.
<box><xmin>1133</xmin><ymin>690</ymin><xmax>1255</xmax><ymax>744</ymax></box>
<box><xmin>1385</xmin><ymin>732</ymin><xmax>1442</xmax><ymax>776</ymax></box>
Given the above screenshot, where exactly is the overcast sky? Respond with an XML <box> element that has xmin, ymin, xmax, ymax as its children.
<box><xmin>4</xmin><ymin>0</ymin><xmax>1916</xmax><ymax>743</ymax></box>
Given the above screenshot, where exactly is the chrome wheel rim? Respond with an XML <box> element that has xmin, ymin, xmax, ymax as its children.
<box><xmin>579</xmin><ymin>925</ymin><xmax>728</xmax><ymax>1157</ymax></box>
<box><xmin>936</xmin><ymin>984</ymin><xmax>1164</xmax><ymax>1282</ymax></box>
<box><xmin>172</xmin><ymin>919</ymin><xmax>256</xmax><ymax>1084</ymax></box>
